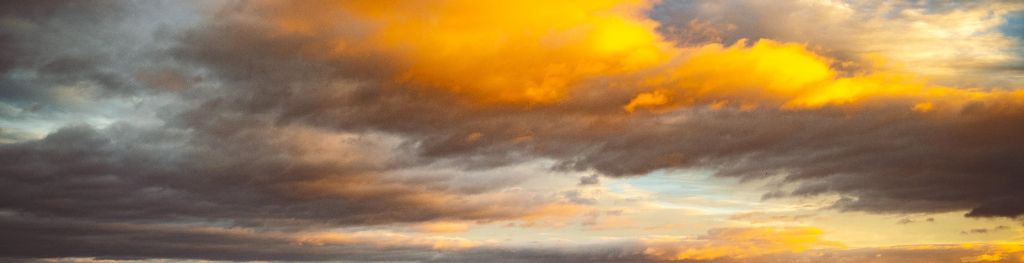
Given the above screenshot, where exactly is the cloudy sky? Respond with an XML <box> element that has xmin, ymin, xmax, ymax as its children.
<box><xmin>2</xmin><ymin>0</ymin><xmax>1024</xmax><ymax>262</ymax></box>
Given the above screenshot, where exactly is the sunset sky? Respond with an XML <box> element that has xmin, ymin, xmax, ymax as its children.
<box><xmin>2</xmin><ymin>0</ymin><xmax>1024</xmax><ymax>262</ymax></box>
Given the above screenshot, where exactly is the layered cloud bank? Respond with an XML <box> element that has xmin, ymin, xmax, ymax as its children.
<box><xmin>183</xmin><ymin>0</ymin><xmax>1024</xmax><ymax>217</ymax></box>
<box><xmin>1</xmin><ymin>0</ymin><xmax>1024</xmax><ymax>262</ymax></box>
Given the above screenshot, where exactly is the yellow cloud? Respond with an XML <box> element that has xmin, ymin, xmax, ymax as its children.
<box><xmin>414</xmin><ymin>221</ymin><xmax>471</xmax><ymax>233</ymax></box>
<box><xmin>263</xmin><ymin>0</ymin><xmax>675</xmax><ymax>104</ymax></box>
<box><xmin>960</xmin><ymin>242</ymin><xmax>1024</xmax><ymax>263</ymax></box>
<box><xmin>292</xmin><ymin>230</ymin><xmax>482</xmax><ymax>250</ymax></box>
<box><xmin>258</xmin><ymin>0</ymin><xmax>1024</xmax><ymax>112</ymax></box>
<box><xmin>630</xmin><ymin>39</ymin><xmax>1024</xmax><ymax>112</ymax></box>
<box><xmin>642</xmin><ymin>227</ymin><xmax>844</xmax><ymax>261</ymax></box>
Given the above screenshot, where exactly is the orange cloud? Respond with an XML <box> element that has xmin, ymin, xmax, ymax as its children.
<box><xmin>959</xmin><ymin>242</ymin><xmax>1024</xmax><ymax>263</ymax></box>
<box><xmin>414</xmin><ymin>221</ymin><xmax>471</xmax><ymax>233</ymax></box>
<box><xmin>628</xmin><ymin>39</ymin><xmax>1024</xmax><ymax>112</ymax></box>
<box><xmin>256</xmin><ymin>0</ymin><xmax>1024</xmax><ymax>112</ymax></box>
<box><xmin>263</xmin><ymin>0</ymin><xmax>675</xmax><ymax>104</ymax></box>
<box><xmin>637</xmin><ymin>227</ymin><xmax>1024</xmax><ymax>263</ymax></box>
<box><xmin>642</xmin><ymin>227</ymin><xmax>844</xmax><ymax>261</ymax></box>
<box><xmin>292</xmin><ymin>230</ymin><xmax>483</xmax><ymax>250</ymax></box>
<box><xmin>860</xmin><ymin>243</ymin><xmax>1024</xmax><ymax>263</ymax></box>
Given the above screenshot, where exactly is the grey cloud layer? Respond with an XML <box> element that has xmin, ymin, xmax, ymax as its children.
<box><xmin>1</xmin><ymin>1</ymin><xmax>141</xmax><ymax>104</ymax></box>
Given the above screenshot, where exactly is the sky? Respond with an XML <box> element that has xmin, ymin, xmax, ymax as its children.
<box><xmin>1</xmin><ymin>0</ymin><xmax>1024</xmax><ymax>262</ymax></box>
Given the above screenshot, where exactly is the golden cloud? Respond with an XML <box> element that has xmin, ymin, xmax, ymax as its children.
<box><xmin>627</xmin><ymin>39</ymin><xmax>1024</xmax><ymax>112</ymax></box>
<box><xmin>642</xmin><ymin>227</ymin><xmax>844</xmax><ymax>261</ymax></box>
<box><xmin>293</xmin><ymin>230</ymin><xmax>483</xmax><ymax>250</ymax></box>
<box><xmin>253</xmin><ymin>0</ymin><xmax>1023</xmax><ymax>114</ymax></box>
<box><xmin>262</xmin><ymin>0</ymin><xmax>675</xmax><ymax>104</ymax></box>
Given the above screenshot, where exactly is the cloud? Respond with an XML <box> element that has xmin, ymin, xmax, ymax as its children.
<box><xmin>642</xmin><ymin>227</ymin><xmax>844</xmax><ymax>261</ymax></box>
<box><xmin>0</xmin><ymin>121</ymin><xmax>587</xmax><ymax>260</ymax></box>
<box><xmin>0</xmin><ymin>0</ymin><xmax>183</xmax><ymax>106</ymax></box>
<box><xmin>0</xmin><ymin>212</ymin><xmax>463</xmax><ymax>261</ymax></box>
<box><xmin>193</xmin><ymin>2</ymin><xmax>1024</xmax><ymax>221</ymax></box>
<box><xmin>3</xmin><ymin>215</ymin><xmax>1023</xmax><ymax>263</ymax></box>
<box><xmin>3</xmin><ymin>0</ymin><xmax>1024</xmax><ymax>261</ymax></box>
<box><xmin>962</xmin><ymin>226</ymin><xmax>1013</xmax><ymax>235</ymax></box>
<box><xmin>730</xmin><ymin>212</ymin><xmax>816</xmax><ymax>224</ymax></box>
<box><xmin>580</xmin><ymin>174</ymin><xmax>601</xmax><ymax>186</ymax></box>
<box><xmin>412</xmin><ymin>221</ymin><xmax>472</xmax><ymax>234</ymax></box>
<box><xmin>1</xmin><ymin>214</ymin><xmax>832</xmax><ymax>262</ymax></box>
<box><xmin>0</xmin><ymin>122</ymin><xmax>583</xmax><ymax>227</ymax></box>
<box><xmin>651</xmin><ymin>0</ymin><xmax>1024</xmax><ymax>88</ymax></box>
<box><xmin>253</xmin><ymin>0</ymin><xmax>676</xmax><ymax>104</ymax></box>
<box><xmin>151</xmin><ymin>0</ymin><xmax>1024</xmax><ymax>220</ymax></box>
<box><xmin>625</xmin><ymin>39</ymin><xmax>1024</xmax><ymax>113</ymax></box>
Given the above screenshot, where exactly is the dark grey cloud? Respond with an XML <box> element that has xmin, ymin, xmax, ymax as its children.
<box><xmin>0</xmin><ymin>3</ymin><xmax>576</xmax><ymax>260</ymax></box>
<box><xmin>0</xmin><ymin>212</ymin><xmax>440</xmax><ymax>262</ymax></box>
<box><xmin>0</xmin><ymin>121</ymin><xmax>559</xmax><ymax>227</ymax></box>
<box><xmin>0</xmin><ymin>126</ymin><xmax>34</xmax><ymax>143</ymax></box>
<box><xmin>896</xmin><ymin>217</ymin><xmax>934</xmax><ymax>225</ymax></box>
<box><xmin>0</xmin><ymin>0</ymin><xmax>201</xmax><ymax>122</ymax></box>
<box><xmin>1</xmin><ymin>1</ymin><xmax>132</xmax><ymax>103</ymax></box>
<box><xmin>2</xmin><ymin>192</ymin><xmax>639</xmax><ymax>262</ymax></box>
<box><xmin>0</xmin><ymin>119</ymin><xmax>573</xmax><ymax>261</ymax></box>
<box><xmin>579</xmin><ymin>174</ymin><xmax>601</xmax><ymax>186</ymax></box>
<box><xmin>960</xmin><ymin>225</ymin><xmax>1011</xmax><ymax>235</ymax></box>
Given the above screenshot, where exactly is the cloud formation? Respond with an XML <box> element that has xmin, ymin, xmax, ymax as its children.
<box><xmin>8</xmin><ymin>223</ymin><xmax>1020</xmax><ymax>263</ymax></box>
<box><xmin>2</xmin><ymin>0</ymin><xmax>1024</xmax><ymax>262</ymax></box>
<box><xmin>181</xmin><ymin>0</ymin><xmax>1024</xmax><ymax>218</ymax></box>
<box><xmin>642</xmin><ymin>227</ymin><xmax>844</xmax><ymax>261</ymax></box>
